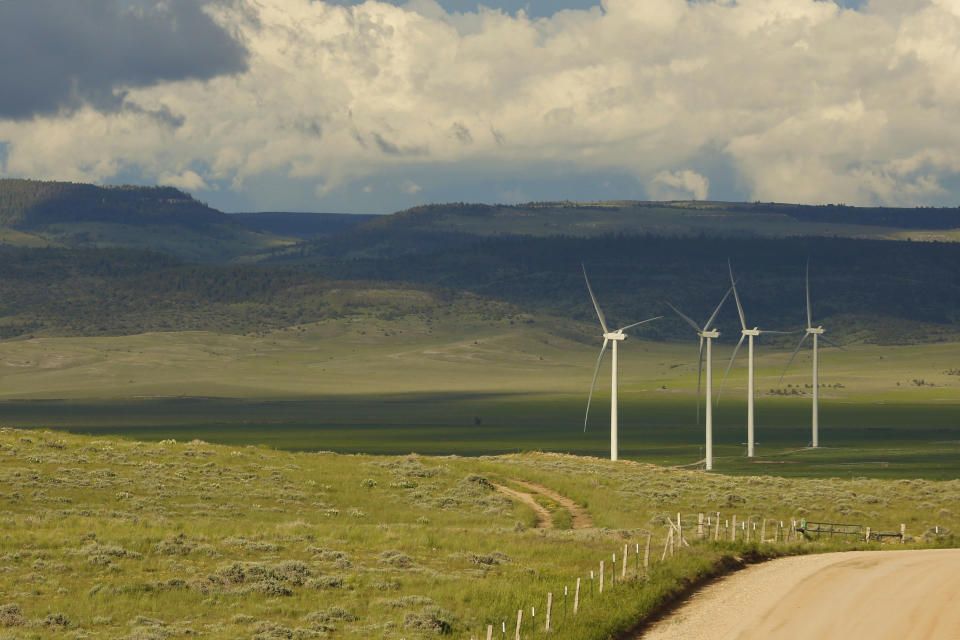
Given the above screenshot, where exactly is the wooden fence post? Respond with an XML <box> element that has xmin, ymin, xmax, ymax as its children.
<box><xmin>746</xmin><ymin>518</ymin><xmax>751</xmax><ymax>543</ymax></box>
<box><xmin>865</xmin><ymin>526</ymin><xmax>871</xmax><ymax>542</ymax></box>
<box><xmin>486</xmin><ymin>624</ymin><xmax>493</xmax><ymax>640</ymax></box>
<box><xmin>677</xmin><ymin>512</ymin><xmax>683</xmax><ymax>547</ymax></box>
<box><xmin>599</xmin><ymin>560</ymin><xmax>604</xmax><ymax>594</ymax></box>
<box><xmin>545</xmin><ymin>592</ymin><xmax>552</xmax><ymax>632</ymax></box>
<box><xmin>644</xmin><ymin>533</ymin><xmax>651</xmax><ymax>569</ymax></box>
<box><xmin>761</xmin><ymin>518</ymin><xmax>767</xmax><ymax>543</ymax></box>
<box><xmin>515</xmin><ymin>609</ymin><xmax>522</xmax><ymax>640</ymax></box>
<box><xmin>900</xmin><ymin>523</ymin><xmax>906</xmax><ymax>543</ymax></box>
<box><xmin>622</xmin><ymin>544</ymin><xmax>628</xmax><ymax>579</ymax></box>
<box><xmin>731</xmin><ymin>515</ymin><xmax>737</xmax><ymax>541</ymax></box>
<box><xmin>574</xmin><ymin>577</ymin><xmax>581</xmax><ymax>614</ymax></box>
<box><xmin>661</xmin><ymin>528</ymin><xmax>672</xmax><ymax>561</ymax></box>
<box><xmin>698</xmin><ymin>512</ymin><xmax>704</xmax><ymax>538</ymax></box>
<box><xmin>714</xmin><ymin>512</ymin><xmax>721</xmax><ymax>541</ymax></box>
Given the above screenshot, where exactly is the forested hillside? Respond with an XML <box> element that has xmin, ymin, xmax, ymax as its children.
<box><xmin>293</xmin><ymin>234</ymin><xmax>960</xmax><ymax>344</ymax></box>
<box><xmin>0</xmin><ymin>179</ymin><xmax>292</xmax><ymax>261</ymax></box>
<box><xmin>0</xmin><ymin>247</ymin><xmax>519</xmax><ymax>339</ymax></box>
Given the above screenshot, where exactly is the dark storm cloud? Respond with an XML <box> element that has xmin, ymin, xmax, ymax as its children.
<box><xmin>0</xmin><ymin>0</ymin><xmax>248</xmax><ymax>119</ymax></box>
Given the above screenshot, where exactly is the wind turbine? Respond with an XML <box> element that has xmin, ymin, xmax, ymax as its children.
<box><xmin>582</xmin><ymin>265</ymin><xmax>661</xmax><ymax>461</ymax></box>
<box><xmin>779</xmin><ymin>260</ymin><xmax>841</xmax><ymax>448</ymax></box>
<box><xmin>665</xmin><ymin>286</ymin><xmax>733</xmax><ymax>471</ymax></box>
<box><xmin>718</xmin><ymin>260</ymin><xmax>791</xmax><ymax>458</ymax></box>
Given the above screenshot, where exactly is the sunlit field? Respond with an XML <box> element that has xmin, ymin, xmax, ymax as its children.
<box><xmin>1</xmin><ymin>318</ymin><xmax>957</xmax><ymax>479</ymax></box>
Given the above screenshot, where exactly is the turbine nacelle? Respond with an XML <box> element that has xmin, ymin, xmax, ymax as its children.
<box><xmin>742</xmin><ymin>328</ymin><xmax>761</xmax><ymax>337</ymax></box>
<box><xmin>603</xmin><ymin>331</ymin><xmax>627</xmax><ymax>341</ymax></box>
<box><xmin>698</xmin><ymin>329</ymin><xmax>720</xmax><ymax>339</ymax></box>
<box><xmin>807</xmin><ymin>326</ymin><xmax>825</xmax><ymax>335</ymax></box>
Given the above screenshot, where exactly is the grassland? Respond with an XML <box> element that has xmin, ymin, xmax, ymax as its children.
<box><xmin>0</xmin><ymin>428</ymin><xmax>957</xmax><ymax>640</ymax></box>
<box><xmin>0</xmin><ymin>317</ymin><xmax>957</xmax><ymax>479</ymax></box>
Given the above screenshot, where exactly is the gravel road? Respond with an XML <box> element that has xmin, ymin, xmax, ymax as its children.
<box><xmin>639</xmin><ymin>548</ymin><xmax>960</xmax><ymax>639</ymax></box>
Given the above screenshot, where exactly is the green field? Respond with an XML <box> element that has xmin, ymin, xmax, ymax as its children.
<box><xmin>1</xmin><ymin>318</ymin><xmax>957</xmax><ymax>479</ymax></box>
<box><xmin>0</xmin><ymin>428</ymin><xmax>956</xmax><ymax>640</ymax></box>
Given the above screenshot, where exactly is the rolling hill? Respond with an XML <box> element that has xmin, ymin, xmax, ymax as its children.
<box><xmin>0</xmin><ymin>179</ymin><xmax>296</xmax><ymax>262</ymax></box>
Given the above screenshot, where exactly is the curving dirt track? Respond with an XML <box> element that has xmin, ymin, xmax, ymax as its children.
<box><xmin>491</xmin><ymin>482</ymin><xmax>553</xmax><ymax>528</ymax></box>
<box><xmin>639</xmin><ymin>549</ymin><xmax>960</xmax><ymax>639</ymax></box>
<box><xmin>491</xmin><ymin>480</ymin><xmax>594</xmax><ymax>529</ymax></box>
<box><xmin>507</xmin><ymin>479</ymin><xmax>594</xmax><ymax>529</ymax></box>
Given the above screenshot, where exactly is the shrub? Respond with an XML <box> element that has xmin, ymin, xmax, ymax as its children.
<box><xmin>0</xmin><ymin>603</ymin><xmax>24</xmax><ymax>627</ymax></box>
<box><xmin>379</xmin><ymin>550</ymin><xmax>414</xmax><ymax>568</ymax></box>
<box><xmin>403</xmin><ymin>606</ymin><xmax>457</xmax><ymax>635</ymax></box>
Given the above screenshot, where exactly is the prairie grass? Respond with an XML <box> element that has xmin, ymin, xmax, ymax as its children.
<box><xmin>0</xmin><ymin>429</ymin><xmax>957</xmax><ymax>639</ymax></box>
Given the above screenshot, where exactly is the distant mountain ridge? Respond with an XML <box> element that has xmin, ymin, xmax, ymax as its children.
<box><xmin>0</xmin><ymin>179</ymin><xmax>224</xmax><ymax>229</ymax></box>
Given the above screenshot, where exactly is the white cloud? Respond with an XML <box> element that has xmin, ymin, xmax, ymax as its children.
<box><xmin>1</xmin><ymin>0</ymin><xmax>960</xmax><ymax>210</ymax></box>
<box><xmin>400</xmin><ymin>179</ymin><xmax>422</xmax><ymax>194</ymax></box>
<box><xmin>650</xmin><ymin>170</ymin><xmax>709</xmax><ymax>201</ymax></box>
<box><xmin>158</xmin><ymin>169</ymin><xmax>210</xmax><ymax>192</ymax></box>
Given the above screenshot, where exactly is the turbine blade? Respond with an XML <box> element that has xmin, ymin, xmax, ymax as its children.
<box><xmin>618</xmin><ymin>315</ymin><xmax>663</xmax><ymax>332</ymax></box>
<box><xmin>729</xmin><ymin>260</ymin><xmax>747</xmax><ymax>330</ymax></box>
<box><xmin>666</xmin><ymin>302</ymin><xmax>701</xmax><ymax>333</ymax></box>
<box><xmin>584</xmin><ymin>338</ymin><xmax>609</xmax><ymax>432</ymax></box>
<box><xmin>805</xmin><ymin>259</ymin><xmax>812</xmax><ymax>329</ymax></box>
<box><xmin>821</xmin><ymin>336</ymin><xmax>846</xmax><ymax>351</ymax></box>
<box><xmin>704</xmin><ymin>285</ymin><xmax>734</xmax><ymax>331</ymax></box>
<box><xmin>717</xmin><ymin>332</ymin><xmax>746</xmax><ymax>403</ymax></box>
<box><xmin>696</xmin><ymin>336</ymin><xmax>704</xmax><ymax>425</ymax></box>
<box><xmin>778</xmin><ymin>332</ymin><xmax>810</xmax><ymax>384</ymax></box>
<box><xmin>758</xmin><ymin>330</ymin><xmax>794</xmax><ymax>335</ymax></box>
<box><xmin>582</xmin><ymin>264</ymin><xmax>610</xmax><ymax>334</ymax></box>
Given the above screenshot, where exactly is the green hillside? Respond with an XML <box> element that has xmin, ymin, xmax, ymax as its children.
<box><xmin>266</xmin><ymin>200</ymin><xmax>960</xmax><ymax>262</ymax></box>
<box><xmin>0</xmin><ymin>429</ymin><xmax>955</xmax><ymax>639</ymax></box>
<box><xmin>0</xmin><ymin>179</ymin><xmax>294</xmax><ymax>262</ymax></box>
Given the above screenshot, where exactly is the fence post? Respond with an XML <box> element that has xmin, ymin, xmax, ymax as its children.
<box><xmin>622</xmin><ymin>544</ymin><xmax>628</xmax><ymax>579</ymax></box>
<box><xmin>731</xmin><ymin>515</ymin><xmax>737</xmax><ymax>541</ymax></box>
<box><xmin>574</xmin><ymin>577</ymin><xmax>581</xmax><ymax>614</ymax></box>
<box><xmin>644</xmin><ymin>533</ymin><xmax>651</xmax><ymax>569</ymax></box>
<box><xmin>714</xmin><ymin>512</ymin><xmax>721</xmax><ymax>541</ymax></box>
<box><xmin>515</xmin><ymin>610</ymin><xmax>522</xmax><ymax>640</ymax></box>
<box><xmin>486</xmin><ymin>624</ymin><xmax>493</xmax><ymax>640</ymax></box>
<box><xmin>746</xmin><ymin>518</ymin><xmax>751</xmax><ymax>543</ymax></box>
<box><xmin>661</xmin><ymin>528</ymin><xmax>671</xmax><ymax>562</ymax></box>
<box><xmin>545</xmin><ymin>592</ymin><xmax>552</xmax><ymax>632</ymax></box>
<box><xmin>677</xmin><ymin>512</ymin><xmax>683</xmax><ymax>546</ymax></box>
<box><xmin>900</xmin><ymin>523</ymin><xmax>906</xmax><ymax>543</ymax></box>
<box><xmin>611</xmin><ymin>554</ymin><xmax>616</xmax><ymax>586</ymax></box>
<box><xmin>865</xmin><ymin>526</ymin><xmax>871</xmax><ymax>542</ymax></box>
<box><xmin>599</xmin><ymin>560</ymin><xmax>604</xmax><ymax>594</ymax></box>
<box><xmin>698</xmin><ymin>512</ymin><xmax>705</xmax><ymax>538</ymax></box>
<box><xmin>761</xmin><ymin>518</ymin><xmax>767</xmax><ymax>543</ymax></box>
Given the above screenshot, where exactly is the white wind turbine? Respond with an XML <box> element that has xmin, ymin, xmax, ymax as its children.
<box><xmin>582</xmin><ymin>265</ymin><xmax>661</xmax><ymax>461</ymax></box>
<box><xmin>779</xmin><ymin>260</ymin><xmax>842</xmax><ymax>448</ymax></box>
<box><xmin>718</xmin><ymin>260</ymin><xmax>791</xmax><ymax>458</ymax></box>
<box><xmin>666</xmin><ymin>286</ymin><xmax>734</xmax><ymax>471</ymax></box>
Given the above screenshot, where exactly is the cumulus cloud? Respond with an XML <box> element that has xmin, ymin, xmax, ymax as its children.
<box><xmin>1</xmin><ymin>0</ymin><xmax>960</xmax><ymax>211</ymax></box>
<box><xmin>650</xmin><ymin>170</ymin><xmax>709</xmax><ymax>201</ymax></box>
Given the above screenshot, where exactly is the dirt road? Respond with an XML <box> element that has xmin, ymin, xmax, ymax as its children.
<box><xmin>491</xmin><ymin>479</ymin><xmax>593</xmax><ymax>529</ymax></box>
<box><xmin>639</xmin><ymin>549</ymin><xmax>960</xmax><ymax>640</ymax></box>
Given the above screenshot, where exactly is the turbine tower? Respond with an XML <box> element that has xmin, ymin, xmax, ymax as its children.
<box><xmin>582</xmin><ymin>265</ymin><xmax>661</xmax><ymax>461</ymax></box>
<box><xmin>779</xmin><ymin>260</ymin><xmax>841</xmax><ymax>448</ymax></box>
<box><xmin>718</xmin><ymin>260</ymin><xmax>790</xmax><ymax>458</ymax></box>
<box><xmin>666</xmin><ymin>286</ymin><xmax>733</xmax><ymax>471</ymax></box>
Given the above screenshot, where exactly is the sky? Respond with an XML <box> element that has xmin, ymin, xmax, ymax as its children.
<box><xmin>2</xmin><ymin>0</ymin><xmax>959</xmax><ymax>214</ymax></box>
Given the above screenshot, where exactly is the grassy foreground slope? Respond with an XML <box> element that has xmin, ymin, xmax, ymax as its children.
<box><xmin>0</xmin><ymin>429</ymin><xmax>957</xmax><ymax>640</ymax></box>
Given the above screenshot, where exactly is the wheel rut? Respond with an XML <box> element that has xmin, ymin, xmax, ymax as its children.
<box><xmin>491</xmin><ymin>479</ymin><xmax>593</xmax><ymax>529</ymax></box>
